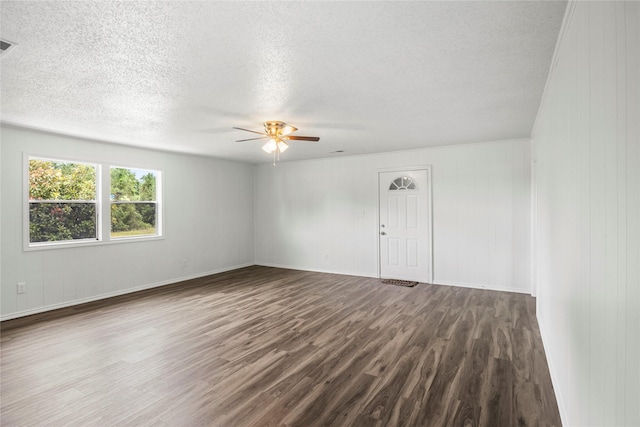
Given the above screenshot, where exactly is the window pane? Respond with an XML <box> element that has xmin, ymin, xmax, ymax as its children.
<box><xmin>29</xmin><ymin>202</ymin><xmax>97</xmax><ymax>243</ymax></box>
<box><xmin>110</xmin><ymin>167</ymin><xmax>159</xmax><ymax>239</ymax></box>
<box><xmin>29</xmin><ymin>159</ymin><xmax>96</xmax><ymax>201</ymax></box>
<box><xmin>389</xmin><ymin>176</ymin><xmax>416</xmax><ymax>191</ymax></box>
<box><xmin>111</xmin><ymin>203</ymin><xmax>156</xmax><ymax>238</ymax></box>
<box><xmin>110</xmin><ymin>167</ymin><xmax>157</xmax><ymax>202</ymax></box>
<box><xmin>28</xmin><ymin>157</ymin><xmax>98</xmax><ymax>245</ymax></box>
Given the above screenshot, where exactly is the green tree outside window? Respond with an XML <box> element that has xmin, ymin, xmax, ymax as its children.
<box><xmin>110</xmin><ymin>167</ymin><xmax>158</xmax><ymax>238</ymax></box>
<box><xmin>28</xmin><ymin>159</ymin><xmax>97</xmax><ymax>243</ymax></box>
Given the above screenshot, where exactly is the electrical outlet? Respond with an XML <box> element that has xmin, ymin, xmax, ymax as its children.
<box><xmin>17</xmin><ymin>282</ymin><xmax>26</xmax><ymax>294</ymax></box>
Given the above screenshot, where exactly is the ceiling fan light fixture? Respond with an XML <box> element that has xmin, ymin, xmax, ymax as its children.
<box><xmin>262</xmin><ymin>138</ymin><xmax>278</xmax><ymax>153</ymax></box>
<box><xmin>277</xmin><ymin>140</ymin><xmax>289</xmax><ymax>152</ymax></box>
<box><xmin>236</xmin><ymin>121</ymin><xmax>319</xmax><ymax>160</ymax></box>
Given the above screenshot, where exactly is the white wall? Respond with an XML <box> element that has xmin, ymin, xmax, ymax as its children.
<box><xmin>532</xmin><ymin>2</ymin><xmax>639</xmax><ymax>426</ymax></box>
<box><xmin>255</xmin><ymin>139</ymin><xmax>531</xmax><ymax>293</ymax></box>
<box><xmin>0</xmin><ymin>126</ymin><xmax>255</xmax><ymax>320</ymax></box>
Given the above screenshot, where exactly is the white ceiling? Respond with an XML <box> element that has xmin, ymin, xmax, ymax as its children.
<box><xmin>0</xmin><ymin>1</ymin><xmax>567</xmax><ymax>164</ymax></box>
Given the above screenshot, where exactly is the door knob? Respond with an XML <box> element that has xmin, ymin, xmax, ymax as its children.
<box><xmin>380</xmin><ymin>232</ymin><xmax>386</xmax><ymax>235</ymax></box>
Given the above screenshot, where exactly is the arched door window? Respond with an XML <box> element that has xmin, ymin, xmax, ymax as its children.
<box><xmin>389</xmin><ymin>176</ymin><xmax>417</xmax><ymax>190</ymax></box>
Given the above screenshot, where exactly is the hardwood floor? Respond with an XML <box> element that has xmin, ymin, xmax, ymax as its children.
<box><xmin>0</xmin><ymin>266</ymin><xmax>562</xmax><ymax>426</ymax></box>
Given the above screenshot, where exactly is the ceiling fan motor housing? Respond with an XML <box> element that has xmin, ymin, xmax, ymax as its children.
<box><xmin>264</xmin><ymin>121</ymin><xmax>297</xmax><ymax>137</ymax></box>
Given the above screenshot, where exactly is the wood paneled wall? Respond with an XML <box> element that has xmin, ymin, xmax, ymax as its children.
<box><xmin>0</xmin><ymin>127</ymin><xmax>256</xmax><ymax>320</ymax></box>
<box><xmin>532</xmin><ymin>2</ymin><xmax>640</xmax><ymax>425</ymax></box>
<box><xmin>254</xmin><ymin>139</ymin><xmax>532</xmax><ymax>293</ymax></box>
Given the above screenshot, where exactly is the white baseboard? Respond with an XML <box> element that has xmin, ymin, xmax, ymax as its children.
<box><xmin>2</xmin><ymin>264</ymin><xmax>532</xmax><ymax>321</ymax></box>
<box><xmin>431</xmin><ymin>279</ymin><xmax>531</xmax><ymax>295</ymax></box>
<box><xmin>256</xmin><ymin>263</ymin><xmax>532</xmax><ymax>295</ymax></box>
<box><xmin>254</xmin><ymin>262</ymin><xmax>378</xmax><ymax>279</ymax></box>
<box><xmin>536</xmin><ymin>314</ymin><xmax>569</xmax><ymax>427</ymax></box>
<box><xmin>0</xmin><ymin>262</ymin><xmax>254</xmax><ymax>321</ymax></box>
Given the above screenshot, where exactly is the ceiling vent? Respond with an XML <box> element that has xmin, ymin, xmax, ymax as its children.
<box><xmin>0</xmin><ymin>39</ymin><xmax>16</xmax><ymax>57</ymax></box>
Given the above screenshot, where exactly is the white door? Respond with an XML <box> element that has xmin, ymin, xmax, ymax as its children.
<box><xmin>379</xmin><ymin>169</ymin><xmax>431</xmax><ymax>282</ymax></box>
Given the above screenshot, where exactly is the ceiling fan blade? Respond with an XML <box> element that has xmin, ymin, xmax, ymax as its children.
<box><xmin>233</xmin><ymin>127</ymin><xmax>266</xmax><ymax>136</ymax></box>
<box><xmin>236</xmin><ymin>136</ymin><xmax>269</xmax><ymax>142</ymax></box>
<box><xmin>283</xmin><ymin>136</ymin><xmax>320</xmax><ymax>142</ymax></box>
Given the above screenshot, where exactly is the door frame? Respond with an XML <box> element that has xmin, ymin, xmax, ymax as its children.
<box><xmin>376</xmin><ymin>165</ymin><xmax>433</xmax><ymax>283</ymax></box>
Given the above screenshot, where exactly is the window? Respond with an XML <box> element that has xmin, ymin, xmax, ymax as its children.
<box><xmin>110</xmin><ymin>167</ymin><xmax>159</xmax><ymax>238</ymax></box>
<box><xmin>28</xmin><ymin>158</ymin><xmax>98</xmax><ymax>244</ymax></box>
<box><xmin>389</xmin><ymin>176</ymin><xmax>416</xmax><ymax>190</ymax></box>
<box><xmin>26</xmin><ymin>156</ymin><xmax>162</xmax><ymax>249</ymax></box>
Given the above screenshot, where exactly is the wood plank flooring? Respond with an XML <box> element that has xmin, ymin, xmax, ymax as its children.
<box><xmin>0</xmin><ymin>266</ymin><xmax>562</xmax><ymax>426</ymax></box>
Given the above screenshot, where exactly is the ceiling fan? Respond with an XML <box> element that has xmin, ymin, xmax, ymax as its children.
<box><xmin>233</xmin><ymin>121</ymin><xmax>320</xmax><ymax>159</ymax></box>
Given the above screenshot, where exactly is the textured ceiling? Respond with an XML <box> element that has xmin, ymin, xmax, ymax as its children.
<box><xmin>0</xmin><ymin>1</ymin><xmax>567</xmax><ymax>164</ymax></box>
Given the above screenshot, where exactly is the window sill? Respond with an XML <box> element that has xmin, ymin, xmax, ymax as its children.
<box><xmin>24</xmin><ymin>235</ymin><xmax>165</xmax><ymax>252</ymax></box>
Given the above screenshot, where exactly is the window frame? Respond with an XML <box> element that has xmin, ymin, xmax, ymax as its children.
<box><xmin>23</xmin><ymin>153</ymin><xmax>164</xmax><ymax>251</ymax></box>
<box><xmin>109</xmin><ymin>165</ymin><xmax>162</xmax><ymax>241</ymax></box>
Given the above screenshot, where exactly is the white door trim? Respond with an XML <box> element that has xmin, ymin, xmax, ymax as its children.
<box><xmin>376</xmin><ymin>166</ymin><xmax>433</xmax><ymax>283</ymax></box>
